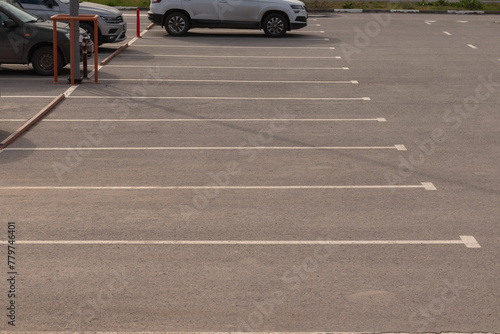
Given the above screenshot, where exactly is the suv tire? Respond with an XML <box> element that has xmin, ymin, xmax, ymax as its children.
<box><xmin>263</xmin><ymin>13</ymin><xmax>288</xmax><ymax>38</ymax></box>
<box><xmin>80</xmin><ymin>22</ymin><xmax>101</xmax><ymax>46</ymax></box>
<box><xmin>165</xmin><ymin>12</ymin><xmax>190</xmax><ymax>36</ymax></box>
<box><xmin>32</xmin><ymin>46</ymin><xmax>64</xmax><ymax>76</ymax></box>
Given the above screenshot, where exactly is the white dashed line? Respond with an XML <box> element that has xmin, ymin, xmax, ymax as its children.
<box><xmin>467</xmin><ymin>44</ymin><xmax>478</xmax><ymax>49</ymax></box>
<box><xmin>443</xmin><ymin>31</ymin><xmax>452</xmax><ymax>35</ymax></box>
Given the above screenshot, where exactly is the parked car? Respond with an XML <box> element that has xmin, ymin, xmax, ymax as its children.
<box><xmin>148</xmin><ymin>0</ymin><xmax>308</xmax><ymax>37</ymax></box>
<box><xmin>17</xmin><ymin>0</ymin><xmax>126</xmax><ymax>44</ymax></box>
<box><xmin>0</xmin><ymin>0</ymin><xmax>93</xmax><ymax>75</ymax></box>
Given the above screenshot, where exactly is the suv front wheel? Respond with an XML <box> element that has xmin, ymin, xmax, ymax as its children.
<box><xmin>263</xmin><ymin>13</ymin><xmax>288</xmax><ymax>38</ymax></box>
<box><xmin>165</xmin><ymin>12</ymin><xmax>190</xmax><ymax>36</ymax></box>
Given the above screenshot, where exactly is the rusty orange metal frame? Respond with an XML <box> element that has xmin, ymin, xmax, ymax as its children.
<box><xmin>51</xmin><ymin>14</ymin><xmax>99</xmax><ymax>85</ymax></box>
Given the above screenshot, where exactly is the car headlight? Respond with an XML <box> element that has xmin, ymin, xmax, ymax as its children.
<box><xmin>100</xmin><ymin>15</ymin><xmax>116</xmax><ymax>23</ymax></box>
<box><xmin>290</xmin><ymin>4</ymin><xmax>305</xmax><ymax>13</ymax></box>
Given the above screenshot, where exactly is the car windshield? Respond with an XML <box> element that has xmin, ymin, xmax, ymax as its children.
<box><xmin>3</xmin><ymin>1</ymin><xmax>39</xmax><ymax>22</ymax></box>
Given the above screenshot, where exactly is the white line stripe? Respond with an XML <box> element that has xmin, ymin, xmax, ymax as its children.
<box><xmin>0</xmin><ymin>183</ymin><xmax>435</xmax><ymax>190</ymax></box>
<box><xmin>394</xmin><ymin>145</ymin><xmax>407</xmax><ymax>151</ymax></box>
<box><xmin>0</xmin><ymin>237</ymin><xmax>476</xmax><ymax>247</ymax></box>
<box><xmin>460</xmin><ymin>235</ymin><xmax>481</xmax><ymax>248</ymax></box>
<box><xmin>103</xmin><ymin>65</ymin><xmax>349</xmax><ymax>70</ymax></box>
<box><xmin>119</xmin><ymin>54</ymin><xmax>341</xmax><ymax>59</ymax></box>
<box><xmin>98</xmin><ymin>79</ymin><xmax>357</xmax><ymax>84</ymax></box>
<box><xmin>130</xmin><ymin>45</ymin><xmax>334</xmax><ymax>50</ymax></box>
<box><xmin>5</xmin><ymin>146</ymin><xmax>403</xmax><ymax>151</ymax></box>
<box><xmin>0</xmin><ymin>96</ymin><xmax>58</xmax><ymax>98</ymax></box>
<box><xmin>443</xmin><ymin>31</ymin><xmax>452</xmax><ymax>35</ymax></box>
<box><xmin>27</xmin><ymin>118</ymin><xmax>384</xmax><ymax>122</ymax></box>
<box><xmin>67</xmin><ymin>96</ymin><xmax>371</xmax><ymax>101</ymax></box>
<box><xmin>143</xmin><ymin>37</ymin><xmax>330</xmax><ymax>41</ymax></box>
<box><xmin>421</xmin><ymin>182</ymin><xmax>437</xmax><ymax>190</ymax></box>
<box><xmin>467</xmin><ymin>44</ymin><xmax>478</xmax><ymax>49</ymax></box>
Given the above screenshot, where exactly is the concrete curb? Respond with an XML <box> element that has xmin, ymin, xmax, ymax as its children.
<box><xmin>100</xmin><ymin>42</ymin><xmax>129</xmax><ymax>66</ymax></box>
<box><xmin>0</xmin><ymin>93</ymin><xmax>65</xmax><ymax>150</ymax></box>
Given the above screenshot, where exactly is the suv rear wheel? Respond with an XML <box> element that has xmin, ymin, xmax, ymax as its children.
<box><xmin>263</xmin><ymin>13</ymin><xmax>288</xmax><ymax>38</ymax></box>
<box><xmin>165</xmin><ymin>12</ymin><xmax>190</xmax><ymax>36</ymax></box>
<box><xmin>32</xmin><ymin>46</ymin><xmax>64</xmax><ymax>76</ymax></box>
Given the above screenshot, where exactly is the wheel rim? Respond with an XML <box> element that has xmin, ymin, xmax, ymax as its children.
<box><xmin>266</xmin><ymin>17</ymin><xmax>284</xmax><ymax>35</ymax></box>
<box><xmin>38</xmin><ymin>52</ymin><xmax>54</xmax><ymax>71</ymax></box>
<box><xmin>168</xmin><ymin>16</ymin><xmax>186</xmax><ymax>33</ymax></box>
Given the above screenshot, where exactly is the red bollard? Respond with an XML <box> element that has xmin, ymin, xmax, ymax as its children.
<box><xmin>83</xmin><ymin>39</ymin><xmax>88</xmax><ymax>78</ymax></box>
<box><xmin>136</xmin><ymin>8</ymin><xmax>141</xmax><ymax>38</ymax></box>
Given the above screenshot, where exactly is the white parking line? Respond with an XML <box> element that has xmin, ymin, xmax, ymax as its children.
<box><xmin>0</xmin><ymin>96</ymin><xmax>58</xmax><ymax>98</ymax></box>
<box><xmin>467</xmin><ymin>44</ymin><xmax>478</xmax><ymax>49</ymax></box>
<box><xmin>68</xmin><ymin>96</ymin><xmax>371</xmax><ymax>101</ymax></box>
<box><xmin>0</xmin><ymin>182</ymin><xmax>435</xmax><ymax>190</ymax></box>
<box><xmin>443</xmin><ymin>31</ymin><xmax>452</xmax><ymax>35</ymax></box>
<box><xmin>120</xmin><ymin>54</ymin><xmax>341</xmax><ymax>59</ymax></box>
<box><xmin>144</xmin><ymin>37</ymin><xmax>330</xmax><ymax>41</ymax></box>
<box><xmin>5</xmin><ymin>145</ymin><xmax>405</xmax><ymax>151</ymax></box>
<box><xmin>104</xmin><ymin>65</ymin><xmax>349</xmax><ymax>70</ymax></box>
<box><xmin>97</xmin><ymin>78</ymin><xmax>358</xmax><ymax>84</ymax></box>
<box><xmin>131</xmin><ymin>45</ymin><xmax>333</xmax><ymax>49</ymax></box>
<box><xmin>9</xmin><ymin>118</ymin><xmax>384</xmax><ymax>122</ymax></box>
<box><xmin>0</xmin><ymin>236</ymin><xmax>479</xmax><ymax>248</ymax></box>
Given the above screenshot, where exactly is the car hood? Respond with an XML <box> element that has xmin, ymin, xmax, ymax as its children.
<box><xmin>31</xmin><ymin>19</ymin><xmax>89</xmax><ymax>35</ymax></box>
<box><xmin>76</xmin><ymin>2</ymin><xmax>122</xmax><ymax>17</ymax></box>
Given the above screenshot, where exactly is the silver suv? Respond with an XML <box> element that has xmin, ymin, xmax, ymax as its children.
<box><xmin>17</xmin><ymin>0</ymin><xmax>126</xmax><ymax>44</ymax></box>
<box><xmin>148</xmin><ymin>0</ymin><xmax>307</xmax><ymax>37</ymax></box>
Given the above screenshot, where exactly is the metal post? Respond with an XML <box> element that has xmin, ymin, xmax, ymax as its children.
<box><xmin>136</xmin><ymin>8</ymin><xmax>140</xmax><ymax>38</ymax></box>
<box><xmin>69</xmin><ymin>0</ymin><xmax>80</xmax><ymax>82</ymax></box>
<box><xmin>83</xmin><ymin>38</ymin><xmax>88</xmax><ymax>78</ymax></box>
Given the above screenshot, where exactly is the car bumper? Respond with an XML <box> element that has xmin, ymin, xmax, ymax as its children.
<box><xmin>148</xmin><ymin>12</ymin><xmax>163</xmax><ymax>26</ymax></box>
<box><xmin>100</xmin><ymin>22</ymin><xmax>127</xmax><ymax>44</ymax></box>
<box><xmin>290</xmin><ymin>22</ymin><xmax>307</xmax><ymax>30</ymax></box>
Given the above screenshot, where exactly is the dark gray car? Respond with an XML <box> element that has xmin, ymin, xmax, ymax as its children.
<box><xmin>0</xmin><ymin>0</ymin><xmax>92</xmax><ymax>75</ymax></box>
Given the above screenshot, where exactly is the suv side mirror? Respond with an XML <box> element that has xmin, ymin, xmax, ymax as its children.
<box><xmin>3</xmin><ymin>19</ymin><xmax>18</xmax><ymax>28</ymax></box>
<box><xmin>44</xmin><ymin>0</ymin><xmax>55</xmax><ymax>8</ymax></box>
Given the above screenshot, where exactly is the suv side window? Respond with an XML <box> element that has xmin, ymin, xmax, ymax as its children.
<box><xmin>18</xmin><ymin>0</ymin><xmax>46</xmax><ymax>4</ymax></box>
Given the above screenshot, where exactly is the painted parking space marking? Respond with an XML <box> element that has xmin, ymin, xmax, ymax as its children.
<box><xmin>68</xmin><ymin>96</ymin><xmax>371</xmax><ymax>101</ymax></box>
<box><xmin>1</xmin><ymin>117</ymin><xmax>385</xmax><ymax>122</ymax></box>
<box><xmin>443</xmin><ymin>31</ymin><xmax>452</xmax><ymax>35</ymax></box>
<box><xmin>119</xmin><ymin>54</ymin><xmax>342</xmax><ymax>59</ymax></box>
<box><xmin>97</xmin><ymin>78</ymin><xmax>358</xmax><ymax>84</ymax></box>
<box><xmin>4</xmin><ymin>145</ymin><xmax>406</xmax><ymax>151</ymax></box>
<box><xmin>144</xmin><ymin>37</ymin><xmax>330</xmax><ymax>41</ymax></box>
<box><xmin>0</xmin><ymin>236</ymin><xmax>479</xmax><ymax>248</ymax></box>
<box><xmin>0</xmin><ymin>182</ymin><xmax>436</xmax><ymax>190</ymax></box>
<box><xmin>467</xmin><ymin>44</ymin><xmax>478</xmax><ymax>49</ymax></box>
<box><xmin>131</xmin><ymin>45</ymin><xmax>334</xmax><ymax>50</ymax></box>
<box><xmin>103</xmin><ymin>65</ymin><xmax>349</xmax><ymax>70</ymax></box>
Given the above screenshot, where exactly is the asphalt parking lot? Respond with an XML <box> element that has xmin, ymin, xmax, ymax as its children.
<box><xmin>1</xmin><ymin>12</ymin><xmax>499</xmax><ymax>332</ymax></box>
